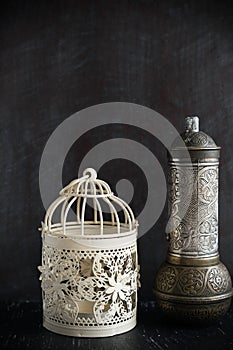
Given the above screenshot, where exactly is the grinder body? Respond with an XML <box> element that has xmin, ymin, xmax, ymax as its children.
<box><xmin>154</xmin><ymin>116</ymin><xmax>232</xmax><ymax>323</ymax></box>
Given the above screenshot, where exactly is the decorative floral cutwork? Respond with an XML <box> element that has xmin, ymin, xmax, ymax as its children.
<box><xmin>39</xmin><ymin>248</ymin><xmax>80</xmax><ymax>323</ymax></box>
<box><xmin>38</xmin><ymin>245</ymin><xmax>138</xmax><ymax>326</ymax></box>
<box><xmin>78</xmin><ymin>250</ymin><xmax>138</xmax><ymax>323</ymax></box>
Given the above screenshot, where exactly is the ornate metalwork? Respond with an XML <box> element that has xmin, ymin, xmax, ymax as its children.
<box><xmin>154</xmin><ymin>116</ymin><xmax>232</xmax><ymax>323</ymax></box>
<box><xmin>156</xmin><ymin>262</ymin><xmax>232</xmax><ymax>298</ymax></box>
<box><xmin>156</xmin><ymin>299</ymin><xmax>231</xmax><ymax>323</ymax></box>
<box><xmin>38</xmin><ymin>168</ymin><xmax>139</xmax><ymax>337</ymax></box>
<box><xmin>39</xmin><ymin>244</ymin><xmax>138</xmax><ymax>326</ymax></box>
<box><xmin>168</xmin><ymin>165</ymin><xmax>218</xmax><ymax>256</ymax></box>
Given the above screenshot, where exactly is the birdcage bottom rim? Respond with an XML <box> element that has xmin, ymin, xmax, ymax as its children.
<box><xmin>43</xmin><ymin>316</ymin><xmax>136</xmax><ymax>337</ymax></box>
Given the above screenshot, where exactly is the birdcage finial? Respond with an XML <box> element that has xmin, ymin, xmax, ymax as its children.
<box><xmin>83</xmin><ymin>167</ymin><xmax>97</xmax><ymax>180</ymax></box>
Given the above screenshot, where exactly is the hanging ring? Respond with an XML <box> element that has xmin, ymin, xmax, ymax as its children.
<box><xmin>83</xmin><ymin>168</ymin><xmax>97</xmax><ymax>180</ymax></box>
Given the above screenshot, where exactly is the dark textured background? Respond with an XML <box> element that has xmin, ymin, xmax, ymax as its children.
<box><xmin>0</xmin><ymin>0</ymin><xmax>233</xmax><ymax>303</ymax></box>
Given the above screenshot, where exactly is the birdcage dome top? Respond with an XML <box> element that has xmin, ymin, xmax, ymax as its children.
<box><xmin>41</xmin><ymin>168</ymin><xmax>138</xmax><ymax>240</ymax></box>
<box><xmin>60</xmin><ymin>168</ymin><xmax>113</xmax><ymax>198</ymax></box>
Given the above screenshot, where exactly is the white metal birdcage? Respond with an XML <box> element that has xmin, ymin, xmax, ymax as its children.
<box><xmin>38</xmin><ymin>168</ymin><xmax>139</xmax><ymax>337</ymax></box>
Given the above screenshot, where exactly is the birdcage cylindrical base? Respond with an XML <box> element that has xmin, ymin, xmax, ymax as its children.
<box><xmin>39</xmin><ymin>225</ymin><xmax>139</xmax><ymax>337</ymax></box>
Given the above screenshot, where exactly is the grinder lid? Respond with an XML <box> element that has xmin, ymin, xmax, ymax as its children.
<box><xmin>169</xmin><ymin>116</ymin><xmax>220</xmax><ymax>160</ymax></box>
<box><xmin>180</xmin><ymin>116</ymin><xmax>218</xmax><ymax>149</ymax></box>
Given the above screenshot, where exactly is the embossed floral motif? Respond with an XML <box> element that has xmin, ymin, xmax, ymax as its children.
<box><xmin>38</xmin><ymin>246</ymin><xmax>138</xmax><ymax>325</ymax></box>
<box><xmin>78</xmin><ymin>250</ymin><xmax>138</xmax><ymax>323</ymax></box>
<box><xmin>157</xmin><ymin>266</ymin><xmax>177</xmax><ymax>292</ymax></box>
<box><xmin>38</xmin><ymin>249</ymin><xmax>80</xmax><ymax>322</ymax></box>
<box><xmin>208</xmin><ymin>267</ymin><xmax>228</xmax><ymax>293</ymax></box>
<box><xmin>168</xmin><ymin>168</ymin><xmax>180</xmax><ymax>203</ymax></box>
<box><xmin>39</xmin><ymin>267</ymin><xmax>69</xmax><ymax>299</ymax></box>
<box><xmin>190</xmin><ymin>132</ymin><xmax>208</xmax><ymax>146</ymax></box>
<box><xmin>198</xmin><ymin>218</ymin><xmax>218</xmax><ymax>252</ymax></box>
<box><xmin>198</xmin><ymin>168</ymin><xmax>218</xmax><ymax>203</ymax></box>
<box><xmin>106</xmin><ymin>274</ymin><xmax>132</xmax><ymax>301</ymax></box>
<box><xmin>168</xmin><ymin>165</ymin><xmax>219</xmax><ymax>255</ymax></box>
<box><xmin>167</xmin><ymin>166</ymin><xmax>195</xmax><ymax>250</ymax></box>
<box><xmin>179</xmin><ymin>269</ymin><xmax>205</xmax><ymax>295</ymax></box>
<box><xmin>198</xmin><ymin>234</ymin><xmax>217</xmax><ymax>252</ymax></box>
<box><xmin>199</xmin><ymin>221</ymin><xmax>209</xmax><ymax>234</ymax></box>
<box><xmin>169</xmin><ymin>222</ymin><xmax>190</xmax><ymax>251</ymax></box>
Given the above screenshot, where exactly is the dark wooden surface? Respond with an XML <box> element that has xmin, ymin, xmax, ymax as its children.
<box><xmin>1</xmin><ymin>301</ymin><xmax>233</xmax><ymax>350</ymax></box>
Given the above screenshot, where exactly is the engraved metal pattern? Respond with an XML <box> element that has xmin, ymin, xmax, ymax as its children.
<box><xmin>168</xmin><ymin>165</ymin><xmax>218</xmax><ymax>256</ymax></box>
<box><xmin>182</xmin><ymin>131</ymin><xmax>211</xmax><ymax>147</ymax></box>
<box><xmin>207</xmin><ymin>266</ymin><xmax>228</xmax><ymax>294</ymax></box>
<box><xmin>156</xmin><ymin>262</ymin><xmax>232</xmax><ymax>298</ymax></box>
<box><xmin>157</xmin><ymin>299</ymin><xmax>231</xmax><ymax>323</ymax></box>
<box><xmin>156</xmin><ymin>266</ymin><xmax>178</xmax><ymax>293</ymax></box>
<box><xmin>155</xmin><ymin>117</ymin><xmax>232</xmax><ymax>323</ymax></box>
<box><xmin>179</xmin><ymin>269</ymin><xmax>205</xmax><ymax>295</ymax></box>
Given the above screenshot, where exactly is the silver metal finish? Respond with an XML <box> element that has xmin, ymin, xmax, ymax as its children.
<box><xmin>154</xmin><ymin>116</ymin><xmax>232</xmax><ymax>323</ymax></box>
<box><xmin>185</xmin><ymin>116</ymin><xmax>199</xmax><ymax>132</ymax></box>
<box><xmin>168</xmin><ymin>163</ymin><xmax>219</xmax><ymax>257</ymax></box>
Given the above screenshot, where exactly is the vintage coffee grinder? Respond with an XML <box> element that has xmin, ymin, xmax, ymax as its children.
<box><xmin>154</xmin><ymin>116</ymin><xmax>232</xmax><ymax>323</ymax></box>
